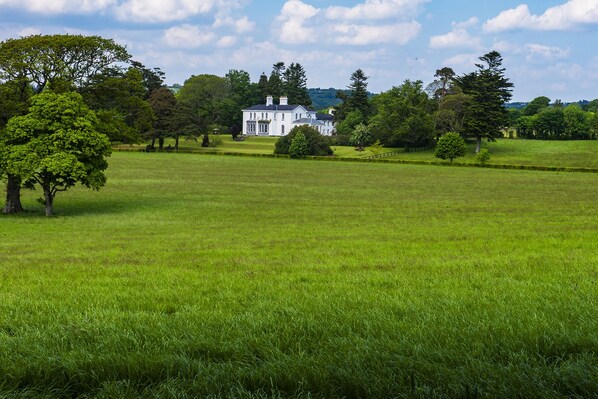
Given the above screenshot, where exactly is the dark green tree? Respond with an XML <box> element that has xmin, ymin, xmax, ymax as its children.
<box><xmin>148</xmin><ymin>87</ymin><xmax>177</xmax><ymax>149</ymax></box>
<box><xmin>453</xmin><ymin>51</ymin><xmax>513</xmax><ymax>152</ymax></box>
<box><xmin>288</xmin><ymin>131</ymin><xmax>309</xmax><ymax>158</ymax></box>
<box><xmin>178</xmin><ymin>74</ymin><xmax>230</xmax><ymax>130</ymax></box>
<box><xmin>274</xmin><ymin>125</ymin><xmax>332</xmax><ymax>156</ymax></box>
<box><xmin>523</xmin><ymin>96</ymin><xmax>550</xmax><ymax>116</ymax></box>
<box><xmin>0</xmin><ymin>34</ymin><xmax>129</xmax><ymax>214</ymax></box>
<box><xmin>268</xmin><ymin>62</ymin><xmax>285</xmax><ymax>100</ymax></box>
<box><xmin>369</xmin><ymin>80</ymin><xmax>435</xmax><ymax>148</ymax></box>
<box><xmin>0</xmin><ymin>92</ymin><xmax>111</xmax><ymax>216</ymax></box>
<box><xmin>434</xmin><ymin>132</ymin><xmax>467</xmax><ymax>163</ymax></box>
<box><xmin>130</xmin><ymin>60</ymin><xmax>165</xmax><ymax>98</ymax></box>
<box><xmin>335</xmin><ymin>69</ymin><xmax>371</xmax><ymax>122</ymax></box>
<box><xmin>256</xmin><ymin>72</ymin><xmax>269</xmax><ymax>104</ymax></box>
<box><xmin>283</xmin><ymin>63</ymin><xmax>311</xmax><ymax>106</ymax></box>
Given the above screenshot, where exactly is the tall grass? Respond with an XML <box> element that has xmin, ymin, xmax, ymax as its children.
<box><xmin>1</xmin><ymin>152</ymin><xmax>597</xmax><ymax>397</ymax></box>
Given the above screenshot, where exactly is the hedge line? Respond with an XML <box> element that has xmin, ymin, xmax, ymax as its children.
<box><xmin>111</xmin><ymin>147</ymin><xmax>598</xmax><ymax>173</ymax></box>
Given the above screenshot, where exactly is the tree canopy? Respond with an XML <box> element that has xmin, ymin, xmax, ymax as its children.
<box><xmin>0</xmin><ymin>92</ymin><xmax>111</xmax><ymax>216</ymax></box>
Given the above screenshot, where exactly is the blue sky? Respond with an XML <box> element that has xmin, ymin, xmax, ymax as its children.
<box><xmin>1</xmin><ymin>0</ymin><xmax>597</xmax><ymax>101</ymax></box>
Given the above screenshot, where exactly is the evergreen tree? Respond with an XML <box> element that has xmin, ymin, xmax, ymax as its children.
<box><xmin>453</xmin><ymin>51</ymin><xmax>513</xmax><ymax>152</ymax></box>
<box><xmin>283</xmin><ymin>63</ymin><xmax>311</xmax><ymax>106</ymax></box>
<box><xmin>347</xmin><ymin>69</ymin><xmax>371</xmax><ymax>117</ymax></box>
<box><xmin>257</xmin><ymin>72</ymin><xmax>268</xmax><ymax>104</ymax></box>
<box><xmin>268</xmin><ymin>62</ymin><xmax>285</xmax><ymax>101</ymax></box>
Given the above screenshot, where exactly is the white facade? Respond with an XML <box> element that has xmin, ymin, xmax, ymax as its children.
<box><xmin>242</xmin><ymin>96</ymin><xmax>335</xmax><ymax>137</ymax></box>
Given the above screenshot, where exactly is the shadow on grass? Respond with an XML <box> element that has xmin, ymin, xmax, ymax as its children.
<box><xmin>2</xmin><ymin>196</ymin><xmax>152</xmax><ymax>218</ymax></box>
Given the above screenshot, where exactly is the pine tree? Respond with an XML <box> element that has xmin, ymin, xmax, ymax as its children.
<box><xmin>453</xmin><ymin>51</ymin><xmax>513</xmax><ymax>152</ymax></box>
<box><xmin>283</xmin><ymin>63</ymin><xmax>311</xmax><ymax>106</ymax></box>
<box><xmin>347</xmin><ymin>69</ymin><xmax>370</xmax><ymax>117</ymax></box>
<box><xmin>257</xmin><ymin>72</ymin><xmax>268</xmax><ymax>104</ymax></box>
<box><xmin>268</xmin><ymin>62</ymin><xmax>285</xmax><ymax>101</ymax></box>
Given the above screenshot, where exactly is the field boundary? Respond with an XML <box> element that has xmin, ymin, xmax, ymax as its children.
<box><xmin>112</xmin><ymin>147</ymin><xmax>598</xmax><ymax>173</ymax></box>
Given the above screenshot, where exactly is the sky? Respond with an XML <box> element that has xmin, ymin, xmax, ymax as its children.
<box><xmin>1</xmin><ymin>0</ymin><xmax>597</xmax><ymax>102</ymax></box>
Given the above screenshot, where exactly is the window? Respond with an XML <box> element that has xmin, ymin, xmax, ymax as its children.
<box><xmin>281</xmin><ymin>125</ymin><xmax>285</xmax><ymax>135</ymax></box>
<box><xmin>282</xmin><ymin>113</ymin><xmax>285</xmax><ymax>121</ymax></box>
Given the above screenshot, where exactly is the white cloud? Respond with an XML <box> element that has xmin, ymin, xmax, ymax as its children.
<box><xmin>0</xmin><ymin>0</ymin><xmax>116</xmax><ymax>14</ymax></box>
<box><xmin>277</xmin><ymin>0</ymin><xmax>319</xmax><ymax>44</ymax></box>
<box><xmin>217</xmin><ymin>35</ymin><xmax>237</xmax><ymax>48</ymax></box>
<box><xmin>213</xmin><ymin>16</ymin><xmax>254</xmax><ymax>33</ymax></box>
<box><xmin>17</xmin><ymin>27</ymin><xmax>41</xmax><ymax>37</ymax></box>
<box><xmin>442</xmin><ymin>53</ymin><xmax>480</xmax><ymax>69</ymax></box>
<box><xmin>115</xmin><ymin>0</ymin><xmax>215</xmax><ymax>23</ymax></box>
<box><xmin>429</xmin><ymin>28</ymin><xmax>481</xmax><ymax>50</ymax></box>
<box><xmin>333</xmin><ymin>22</ymin><xmax>421</xmax><ymax>46</ymax></box>
<box><xmin>452</xmin><ymin>16</ymin><xmax>478</xmax><ymax>29</ymax></box>
<box><xmin>163</xmin><ymin>25</ymin><xmax>216</xmax><ymax>48</ymax></box>
<box><xmin>483</xmin><ymin>0</ymin><xmax>598</xmax><ymax>32</ymax></box>
<box><xmin>492</xmin><ymin>40</ymin><xmax>521</xmax><ymax>54</ymax></box>
<box><xmin>325</xmin><ymin>0</ymin><xmax>427</xmax><ymax>21</ymax></box>
<box><xmin>525</xmin><ymin>43</ymin><xmax>570</xmax><ymax>60</ymax></box>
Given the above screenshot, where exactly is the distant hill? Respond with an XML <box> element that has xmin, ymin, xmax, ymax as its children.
<box><xmin>308</xmin><ymin>88</ymin><xmax>347</xmax><ymax>111</ymax></box>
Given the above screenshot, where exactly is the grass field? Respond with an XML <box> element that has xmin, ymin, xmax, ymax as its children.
<box><xmin>118</xmin><ymin>137</ymin><xmax>598</xmax><ymax>169</ymax></box>
<box><xmin>1</xmin><ymin>152</ymin><xmax>597</xmax><ymax>398</ymax></box>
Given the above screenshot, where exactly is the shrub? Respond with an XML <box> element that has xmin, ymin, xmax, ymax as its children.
<box><xmin>476</xmin><ymin>148</ymin><xmax>491</xmax><ymax>165</ymax></box>
<box><xmin>274</xmin><ymin>125</ymin><xmax>333</xmax><ymax>156</ymax></box>
<box><xmin>288</xmin><ymin>131</ymin><xmax>309</xmax><ymax>158</ymax></box>
<box><xmin>434</xmin><ymin>132</ymin><xmax>467</xmax><ymax>163</ymax></box>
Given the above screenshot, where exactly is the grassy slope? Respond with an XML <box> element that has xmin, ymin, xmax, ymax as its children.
<box><xmin>1</xmin><ymin>152</ymin><xmax>597</xmax><ymax>397</ymax></box>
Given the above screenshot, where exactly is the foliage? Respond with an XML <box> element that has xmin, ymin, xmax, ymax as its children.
<box><xmin>274</xmin><ymin>125</ymin><xmax>332</xmax><ymax>156</ymax></box>
<box><xmin>475</xmin><ymin>148</ymin><xmax>491</xmax><ymax>165</ymax></box>
<box><xmin>433</xmin><ymin>93</ymin><xmax>472</xmax><ymax>137</ymax></box>
<box><xmin>434</xmin><ymin>132</ymin><xmax>467</xmax><ymax>163</ymax></box>
<box><xmin>369</xmin><ymin>80</ymin><xmax>436</xmax><ymax>148</ymax></box>
<box><xmin>368</xmin><ymin>139</ymin><xmax>384</xmax><ymax>155</ymax></box>
<box><xmin>333</xmin><ymin>110</ymin><xmax>364</xmax><ymax>144</ymax></box>
<box><xmin>349</xmin><ymin>123</ymin><xmax>373</xmax><ymax>150</ymax></box>
<box><xmin>453</xmin><ymin>51</ymin><xmax>513</xmax><ymax>152</ymax></box>
<box><xmin>208</xmin><ymin>135</ymin><xmax>223</xmax><ymax>149</ymax></box>
<box><xmin>523</xmin><ymin>96</ymin><xmax>550</xmax><ymax>116</ymax></box>
<box><xmin>288</xmin><ymin>131</ymin><xmax>309</xmax><ymax>158</ymax></box>
<box><xmin>426</xmin><ymin>67</ymin><xmax>457</xmax><ymax>101</ymax></box>
<box><xmin>178</xmin><ymin>74</ymin><xmax>231</xmax><ymax>129</ymax></box>
<box><xmin>147</xmin><ymin>87</ymin><xmax>177</xmax><ymax>149</ymax></box>
<box><xmin>0</xmin><ymin>34</ymin><xmax>130</xmax><ymax>94</ymax></box>
<box><xmin>283</xmin><ymin>63</ymin><xmax>311</xmax><ymax>106</ymax></box>
<box><xmin>268</xmin><ymin>62</ymin><xmax>285</xmax><ymax>100</ymax></box>
<box><xmin>0</xmin><ymin>92</ymin><xmax>111</xmax><ymax>216</ymax></box>
<box><xmin>335</xmin><ymin>69</ymin><xmax>371</xmax><ymax>122</ymax></box>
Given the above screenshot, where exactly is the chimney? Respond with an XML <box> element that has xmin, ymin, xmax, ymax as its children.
<box><xmin>266</xmin><ymin>95</ymin><xmax>273</xmax><ymax>106</ymax></box>
<box><xmin>279</xmin><ymin>96</ymin><xmax>288</xmax><ymax>106</ymax></box>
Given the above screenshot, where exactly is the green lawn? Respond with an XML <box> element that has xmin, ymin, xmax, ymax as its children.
<box><xmin>1</xmin><ymin>152</ymin><xmax>597</xmax><ymax>397</ymax></box>
<box><xmin>118</xmin><ymin>137</ymin><xmax>598</xmax><ymax>169</ymax></box>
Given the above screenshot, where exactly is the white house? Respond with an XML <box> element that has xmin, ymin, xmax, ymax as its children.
<box><xmin>242</xmin><ymin>95</ymin><xmax>335</xmax><ymax>137</ymax></box>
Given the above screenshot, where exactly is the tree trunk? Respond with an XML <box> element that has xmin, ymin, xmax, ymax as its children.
<box><xmin>158</xmin><ymin>137</ymin><xmax>164</xmax><ymax>150</ymax></box>
<box><xmin>3</xmin><ymin>174</ymin><xmax>24</xmax><ymax>214</ymax></box>
<box><xmin>475</xmin><ymin>136</ymin><xmax>482</xmax><ymax>153</ymax></box>
<box><xmin>175</xmin><ymin>135</ymin><xmax>179</xmax><ymax>151</ymax></box>
<box><xmin>43</xmin><ymin>186</ymin><xmax>54</xmax><ymax>217</ymax></box>
<box><xmin>151</xmin><ymin>137</ymin><xmax>156</xmax><ymax>147</ymax></box>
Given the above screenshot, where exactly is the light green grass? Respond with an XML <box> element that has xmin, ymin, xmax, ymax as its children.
<box><xmin>385</xmin><ymin>139</ymin><xmax>598</xmax><ymax>169</ymax></box>
<box><xmin>1</xmin><ymin>152</ymin><xmax>597</xmax><ymax>397</ymax></box>
<box><xmin>119</xmin><ymin>137</ymin><xmax>598</xmax><ymax>169</ymax></box>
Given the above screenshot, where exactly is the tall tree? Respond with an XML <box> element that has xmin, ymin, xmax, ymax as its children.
<box><xmin>427</xmin><ymin>67</ymin><xmax>457</xmax><ymax>101</ymax></box>
<box><xmin>178</xmin><ymin>74</ymin><xmax>231</xmax><ymax>130</ymax></box>
<box><xmin>256</xmin><ymin>72</ymin><xmax>269</xmax><ymax>104</ymax></box>
<box><xmin>0</xmin><ymin>92</ymin><xmax>111</xmax><ymax>216</ymax></box>
<box><xmin>453</xmin><ymin>51</ymin><xmax>513</xmax><ymax>152</ymax></box>
<box><xmin>523</xmin><ymin>96</ymin><xmax>550</xmax><ymax>116</ymax></box>
<box><xmin>369</xmin><ymin>80</ymin><xmax>435</xmax><ymax>148</ymax></box>
<box><xmin>0</xmin><ymin>34</ymin><xmax>129</xmax><ymax>214</ymax></box>
<box><xmin>130</xmin><ymin>60</ymin><xmax>165</xmax><ymax>98</ymax></box>
<box><xmin>283</xmin><ymin>63</ymin><xmax>311</xmax><ymax>106</ymax></box>
<box><xmin>347</xmin><ymin>69</ymin><xmax>371</xmax><ymax>117</ymax></box>
<box><xmin>148</xmin><ymin>87</ymin><xmax>177</xmax><ymax>149</ymax></box>
<box><xmin>268</xmin><ymin>62</ymin><xmax>285</xmax><ymax>100</ymax></box>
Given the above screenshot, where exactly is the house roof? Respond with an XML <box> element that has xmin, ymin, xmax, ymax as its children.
<box><xmin>293</xmin><ymin>118</ymin><xmax>325</xmax><ymax>126</ymax></box>
<box><xmin>244</xmin><ymin>104</ymin><xmax>303</xmax><ymax>111</ymax></box>
<box><xmin>316</xmin><ymin>113</ymin><xmax>334</xmax><ymax>121</ymax></box>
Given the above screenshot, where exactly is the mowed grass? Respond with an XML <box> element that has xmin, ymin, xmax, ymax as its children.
<box><xmin>1</xmin><ymin>152</ymin><xmax>597</xmax><ymax>398</ymax></box>
<box><xmin>379</xmin><ymin>139</ymin><xmax>598</xmax><ymax>169</ymax></box>
<box><xmin>119</xmin><ymin>137</ymin><xmax>598</xmax><ymax>169</ymax></box>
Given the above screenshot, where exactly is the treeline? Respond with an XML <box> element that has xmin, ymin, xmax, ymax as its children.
<box><xmin>509</xmin><ymin>97</ymin><xmax>598</xmax><ymax>140</ymax></box>
<box><xmin>332</xmin><ymin>52</ymin><xmax>516</xmax><ymax>153</ymax></box>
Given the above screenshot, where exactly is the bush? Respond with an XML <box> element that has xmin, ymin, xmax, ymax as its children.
<box><xmin>476</xmin><ymin>148</ymin><xmax>491</xmax><ymax>165</ymax></box>
<box><xmin>274</xmin><ymin>125</ymin><xmax>333</xmax><ymax>156</ymax></box>
<box><xmin>434</xmin><ymin>132</ymin><xmax>467</xmax><ymax>163</ymax></box>
<box><xmin>288</xmin><ymin>131</ymin><xmax>309</xmax><ymax>158</ymax></box>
